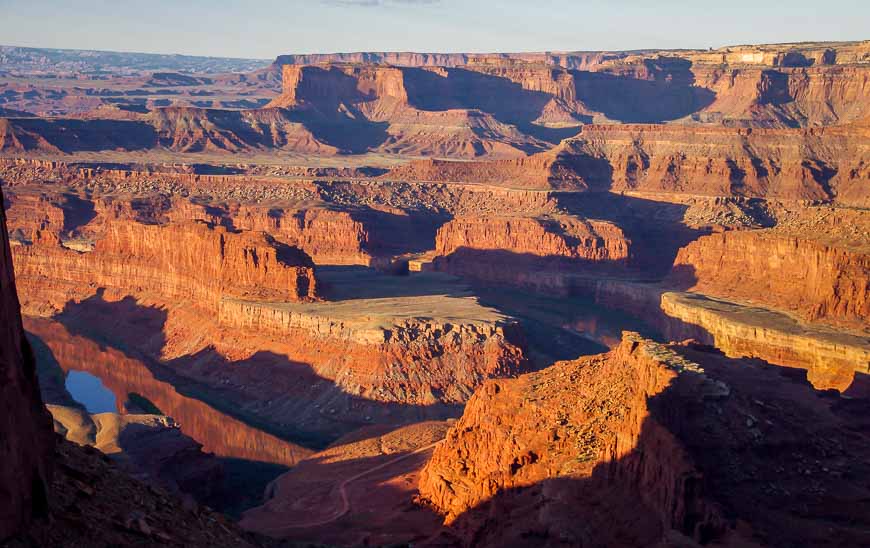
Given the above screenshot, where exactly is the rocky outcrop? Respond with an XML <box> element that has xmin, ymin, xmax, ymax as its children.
<box><xmin>0</xmin><ymin>187</ymin><xmax>54</xmax><ymax>540</ymax></box>
<box><xmin>669</xmin><ymin>230</ymin><xmax>870</xmax><ymax>331</ymax></box>
<box><xmin>659</xmin><ymin>292</ymin><xmax>869</xmax><ymax>392</ymax></box>
<box><xmin>586</xmin><ymin>280</ymin><xmax>869</xmax><ymax>393</ymax></box>
<box><xmin>418</xmin><ymin>331</ymin><xmax>870</xmax><ymax>547</ymax></box>
<box><xmin>418</xmin><ymin>333</ymin><xmax>723</xmax><ymax>545</ymax></box>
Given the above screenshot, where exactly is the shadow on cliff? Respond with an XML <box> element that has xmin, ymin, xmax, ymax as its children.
<box><xmin>44</xmin><ymin>291</ymin><xmax>465</xmax><ymax>452</ymax></box>
<box><xmin>404</xmin><ymin>67</ymin><xmax>572</xmax><ymax>136</ymax></box>
<box><xmin>422</xmin><ymin>344</ymin><xmax>870</xmax><ymax>547</ymax></box>
<box><xmin>10</xmin><ymin>118</ymin><xmax>159</xmax><ymax>152</ymax></box>
<box><xmin>347</xmin><ymin>206</ymin><xmax>448</xmax><ymax>257</ymax></box>
<box><xmin>286</xmin><ymin>108</ymin><xmax>391</xmax><ymax>154</ymax></box>
<box><xmin>571</xmin><ymin>64</ymin><xmax>716</xmax><ymax>124</ymax></box>
<box><xmin>554</xmin><ymin>192</ymin><xmax>713</xmax><ymax>278</ymax></box>
<box><xmin>316</xmin><ymin>265</ymin><xmax>474</xmax><ymax>301</ymax></box>
<box><xmin>403</xmin><ymin>62</ymin><xmax>716</xmax><ymax>133</ymax></box>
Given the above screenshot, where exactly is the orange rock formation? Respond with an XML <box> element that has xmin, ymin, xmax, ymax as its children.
<box><xmin>669</xmin><ymin>230</ymin><xmax>870</xmax><ymax>331</ymax></box>
<box><xmin>430</xmin><ymin>216</ymin><xmax>630</xmax><ymax>290</ymax></box>
<box><xmin>12</xmin><ymin>219</ymin><xmax>317</xmax><ymax>314</ymax></box>
<box><xmin>418</xmin><ymin>332</ymin><xmax>870</xmax><ymax>546</ymax></box>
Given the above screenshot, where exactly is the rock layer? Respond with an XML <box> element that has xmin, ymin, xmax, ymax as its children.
<box><xmin>11</xmin><ymin>219</ymin><xmax>317</xmax><ymax>314</ymax></box>
<box><xmin>431</xmin><ymin>216</ymin><xmax>630</xmax><ymax>290</ymax></box>
<box><xmin>669</xmin><ymin>230</ymin><xmax>870</xmax><ymax>331</ymax></box>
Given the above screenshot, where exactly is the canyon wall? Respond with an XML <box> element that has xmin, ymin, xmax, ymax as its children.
<box><xmin>435</xmin><ymin>216</ymin><xmax>629</xmax><ymax>261</ymax></box>
<box><xmin>0</xmin><ymin>187</ymin><xmax>54</xmax><ymax>540</ymax></box>
<box><xmin>384</xmin><ymin>156</ymin><xmax>588</xmax><ymax>190</ymax></box>
<box><xmin>561</xmin><ymin>123</ymin><xmax>870</xmax><ymax>205</ymax></box>
<box><xmin>11</xmin><ymin>219</ymin><xmax>317</xmax><ymax>315</ymax></box>
<box><xmin>274</xmin><ymin>41</ymin><xmax>870</xmax><ymax>128</ymax></box>
<box><xmin>429</xmin><ymin>215</ymin><xmax>630</xmax><ymax>292</ymax></box>
<box><xmin>668</xmin><ymin>230</ymin><xmax>870</xmax><ymax>331</ymax></box>
<box><xmin>383</xmin><ymin>121</ymin><xmax>870</xmax><ymax>203</ymax></box>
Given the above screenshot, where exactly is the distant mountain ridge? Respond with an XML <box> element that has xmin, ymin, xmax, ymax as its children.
<box><xmin>0</xmin><ymin>45</ymin><xmax>271</xmax><ymax>75</ymax></box>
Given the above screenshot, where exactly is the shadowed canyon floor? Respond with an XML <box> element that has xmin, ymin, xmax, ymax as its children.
<box><xmin>1</xmin><ymin>39</ymin><xmax>869</xmax><ymax>548</ymax></box>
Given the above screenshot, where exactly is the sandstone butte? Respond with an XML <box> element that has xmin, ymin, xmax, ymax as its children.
<box><xmin>418</xmin><ymin>331</ymin><xmax>870</xmax><ymax>547</ymax></box>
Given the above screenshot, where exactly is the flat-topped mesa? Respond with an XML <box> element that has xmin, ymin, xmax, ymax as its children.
<box><xmin>557</xmin><ymin>122</ymin><xmax>870</xmax><ymax>206</ymax></box>
<box><xmin>12</xmin><ymin>219</ymin><xmax>318</xmax><ymax>315</ymax></box>
<box><xmin>217</xmin><ymin>296</ymin><xmax>527</xmax><ymax>406</ymax></box>
<box><xmin>430</xmin><ymin>216</ymin><xmax>630</xmax><ymax>291</ymax></box>
<box><xmin>273</xmin><ymin>41</ymin><xmax>870</xmax><ymax>69</ymax></box>
<box><xmin>267</xmin><ymin>64</ymin><xmax>409</xmax><ymax>112</ymax></box>
<box><xmin>668</xmin><ymin>230</ymin><xmax>870</xmax><ymax>332</ymax></box>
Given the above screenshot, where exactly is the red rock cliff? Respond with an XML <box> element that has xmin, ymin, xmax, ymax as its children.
<box><xmin>418</xmin><ymin>333</ymin><xmax>725</xmax><ymax>545</ymax></box>
<box><xmin>431</xmin><ymin>216</ymin><xmax>630</xmax><ymax>292</ymax></box>
<box><xmin>669</xmin><ymin>230</ymin><xmax>869</xmax><ymax>331</ymax></box>
<box><xmin>12</xmin><ymin>219</ymin><xmax>318</xmax><ymax>315</ymax></box>
<box><xmin>0</xmin><ymin>187</ymin><xmax>54</xmax><ymax>540</ymax></box>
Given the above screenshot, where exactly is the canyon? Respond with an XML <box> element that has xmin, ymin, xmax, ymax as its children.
<box><xmin>1</xmin><ymin>38</ymin><xmax>868</xmax><ymax>548</ymax></box>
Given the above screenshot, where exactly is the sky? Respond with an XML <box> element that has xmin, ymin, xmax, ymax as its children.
<box><xmin>1</xmin><ymin>0</ymin><xmax>867</xmax><ymax>60</ymax></box>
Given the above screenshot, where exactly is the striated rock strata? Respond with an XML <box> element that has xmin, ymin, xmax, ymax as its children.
<box><xmin>11</xmin><ymin>219</ymin><xmax>317</xmax><ymax>314</ymax></box>
<box><xmin>431</xmin><ymin>215</ymin><xmax>630</xmax><ymax>291</ymax></box>
<box><xmin>669</xmin><ymin>230</ymin><xmax>869</xmax><ymax>331</ymax></box>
